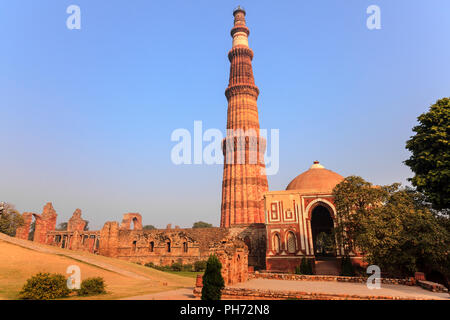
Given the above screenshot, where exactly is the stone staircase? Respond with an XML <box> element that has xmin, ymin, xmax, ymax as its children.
<box><xmin>314</xmin><ymin>258</ymin><xmax>340</xmax><ymax>275</ymax></box>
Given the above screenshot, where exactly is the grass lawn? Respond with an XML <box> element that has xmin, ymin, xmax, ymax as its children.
<box><xmin>163</xmin><ymin>271</ymin><xmax>204</xmax><ymax>278</ymax></box>
<box><xmin>0</xmin><ymin>239</ymin><xmax>195</xmax><ymax>300</ymax></box>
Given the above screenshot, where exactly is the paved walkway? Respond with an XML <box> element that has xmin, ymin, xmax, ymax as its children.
<box><xmin>121</xmin><ymin>288</ymin><xmax>197</xmax><ymax>300</ymax></box>
<box><xmin>0</xmin><ymin>233</ymin><xmax>151</xmax><ymax>281</ymax></box>
<box><xmin>231</xmin><ymin>279</ymin><xmax>449</xmax><ymax>300</ymax></box>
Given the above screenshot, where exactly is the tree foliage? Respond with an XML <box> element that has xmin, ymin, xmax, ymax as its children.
<box><xmin>194</xmin><ymin>260</ymin><xmax>207</xmax><ymax>272</ymax></box>
<box><xmin>19</xmin><ymin>273</ymin><xmax>70</xmax><ymax>300</ymax></box>
<box><xmin>201</xmin><ymin>254</ymin><xmax>225</xmax><ymax>300</ymax></box>
<box><xmin>192</xmin><ymin>221</ymin><xmax>213</xmax><ymax>229</ymax></box>
<box><xmin>332</xmin><ymin>176</ymin><xmax>386</xmax><ymax>255</ymax></box>
<box><xmin>405</xmin><ymin>97</ymin><xmax>450</xmax><ymax>212</ymax></box>
<box><xmin>340</xmin><ymin>256</ymin><xmax>355</xmax><ymax>276</ymax></box>
<box><xmin>0</xmin><ymin>202</ymin><xmax>24</xmax><ymax>236</ymax></box>
<box><xmin>333</xmin><ymin>176</ymin><xmax>450</xmax><ymax>278</ymax></box>
<box><xmin>295</xmin><ymin>257</ymin><xmax>313</xmax><ymax>275</ymax></box>
<box><xmin>143</xmin><ymin>225</ymin><xmax>156</xmax><ymax>230</ymax></box>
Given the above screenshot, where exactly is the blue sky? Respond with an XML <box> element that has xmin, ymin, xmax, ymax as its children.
<box><xmin>1</xmin><ymin>1</ymin><xmax>449</xmax><ymax>229</ymax></box>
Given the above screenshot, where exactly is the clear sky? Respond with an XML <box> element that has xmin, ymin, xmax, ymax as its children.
<box><xmin>1</xmin><ymin>1</ymin><xmax>449</xmax><ymax>229</ymax></box>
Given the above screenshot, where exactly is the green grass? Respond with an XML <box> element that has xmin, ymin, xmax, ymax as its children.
<box><xmin>162</xmin><ymin>271</ymin><xmax>203</xmax><ymax>278</ymax></box>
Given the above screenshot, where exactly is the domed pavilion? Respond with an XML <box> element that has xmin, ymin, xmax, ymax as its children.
<box><xmin>264</xmin><ymin>161</ymin><xmax>356</xmax><ymax>274</ymax></box>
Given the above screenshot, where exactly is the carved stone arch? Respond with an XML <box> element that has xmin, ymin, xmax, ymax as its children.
<box><xmin>120</xmin><ymin>213</ymin><xmax>143</xmax><ymax>230</ymax></box>
<box><xmin>305</xmin><ymin>198</ymin><xmax>337</xmax><ymax>220</ymax></box>
<box><xmin>286</xmin><ymin>231</ymin><xmax>297</xmax><ymax>253</ymax></box>
<box><xmin>272</xmin><ymin>232</ymin><xmax>281</xmax><ymax>254</ymax></box>
<box><xmin>181</xmin><ymin>236</ymin><xmax>189</xmax><ymax>253</ymax></box>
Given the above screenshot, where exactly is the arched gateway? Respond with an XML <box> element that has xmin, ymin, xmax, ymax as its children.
<box><xmin>264</xmin><ymin>161</ymin><xmax>347</xmax><ymax>273</ymax></box>
<box><xmin>311</xmin><ymin>204</ymin><xmax>335</xmax><ymax>257</ymax></box>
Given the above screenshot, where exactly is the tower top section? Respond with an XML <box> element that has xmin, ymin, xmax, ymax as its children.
<box><xmin>233</xmin><ymin>5</ymin><xmax>246</xmax><ymax>16</ymax></box>
<box><xmin>231</xmin><ymin>6</ymin><xmax>250</xmax><ymax>47</ymax></box>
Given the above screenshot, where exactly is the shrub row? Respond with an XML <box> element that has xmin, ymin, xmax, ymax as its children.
<box><xmin>145</xmin><ymin>260</ymin><xmax>207</xmax><ymax>272</ymax></box>
<box><xmin>19</xmin><ymin>273</ymin><xmax>106</xmax><ymax>300</ymax></box>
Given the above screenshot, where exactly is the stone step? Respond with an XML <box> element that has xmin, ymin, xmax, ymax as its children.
<box><xmin>314</xmin><ymin>259</ymin><xmax>340</xmax><ymax>276</ymax></box>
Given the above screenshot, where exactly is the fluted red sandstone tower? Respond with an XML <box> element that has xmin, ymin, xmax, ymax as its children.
<box><xmin>221</xmin><ymin>7</ymin><xmax>269</xmax><ymax>227</ymax></box>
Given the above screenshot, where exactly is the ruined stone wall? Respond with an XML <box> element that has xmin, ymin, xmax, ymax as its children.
<box><xmin>17</xmin><ymin>208</ymin><xmax>255</xmax><ymax>285</ymax></box>
<box><xmin>67</xmin><ymin>209</ymin><xmax>87</xmax><ymax>232</ymax></box>
<box><xmin>47</xmin><ymin>230</ymin><xmax>100</xmax><ymax>253</ymax></box>
<box><xmin>228</xmin><ymin>224</ymin><xmax>266</xmax><ymax>270</ymax></box>
<box><xmin>15</xmin><ymin>203</ymin><xmax>57</xmax><ymax>244</ymax></box>
<box><xmin>98</xmin><ymin>216</ymin><xmax>251</xmax><ymax>285</ymax></box>
<box><xmin>15</xmin><ymin>212</ymin><xmax>33</xmax><ymax>240</ymax></box>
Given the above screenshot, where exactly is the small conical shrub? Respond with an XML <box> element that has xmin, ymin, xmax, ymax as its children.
<box><xmin>299</xmin><ymin>257</ymin><xmax>314</xmax><ymax>275</ymax></box>
<box><xmin>295</xmin><ymin>265</ymin><xmax>301</xmax><ymax>275</ymax></box>
<box><xmin>201</xmin><ymin>254</ymin><xmax>225</xmax><ymax>300</ymax></box>
<box><xmin>340</xmin><ymin>255</ymin><xmax>355</xmax><ymax>276</ymax></box>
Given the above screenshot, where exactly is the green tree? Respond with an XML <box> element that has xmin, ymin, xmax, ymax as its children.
<box><xmin>405</xmin><ymin>97</ymin><xmax>450</xmax><ymax>212</ymax></box>
<box><xmin>143</xmin><ymin>225</ymin><xmax>156</xmax><ymax>230</ymax></box>
<box><xmin>0</xmin><ymin>203</ymin><xmax>24</xmax><ymax>236</ymax></box>
<box><xmin>297</xmin><ymin>257</ymin><xmax>313</xmax><ymax>275</ymax></box>
<box><xmin>340</xmin><ymin>256</ymin><xmax>355</xmax><ymax>276</ymax></box>
<box><xmin>359</xmin><ymin>187</ymin><xmax>450</xmax><ymax>277</ymax></box>
<box><xmin>201</xmin><ymin>254</ymin><xmax>225</xmax><ymax>300</ymax></box>
<box><xmin>193</xmin><ymin>221</ymin><xmax>213</xmax><ymax>228</ymax></box>
<box><xmin>332</xmin><ymin>176</ymin><xmax>386</xmax><ymax>255</ymax></box>
<box><xmin>333</xmin><ymin>177</ymin><xmax>450</xmax><ymax>278</ymax></box>
<box><xmin>194</xmin><ymin>260</ymin><xmax>207</xmax><ymax>272</ymax></box>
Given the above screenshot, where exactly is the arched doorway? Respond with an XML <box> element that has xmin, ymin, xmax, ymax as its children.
<box><xmin>311</xmin><ymin>205</ymin><xmax>335</xmax><ymax>257</ymax></box>
<box><xmin>130</xmin><ymin>217</ymin><xmax>138</xmax><ymax>230</ymax></box>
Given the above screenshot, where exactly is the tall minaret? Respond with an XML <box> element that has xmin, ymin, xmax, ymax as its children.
<box><xmin>220</xmin><ymin>7</ymin><xmax>269</xmax><ymax>227</ymax></box>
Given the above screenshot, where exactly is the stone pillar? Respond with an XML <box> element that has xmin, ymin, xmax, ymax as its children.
<box><xmin>35</xmin><ymin>202</ymin><xmax>57</xmax><ymax>244</ymax></box>
<box><xmin>99</xmin><ymin>222</ymin><xmax>119</xmax><ymax>257</ymax></box>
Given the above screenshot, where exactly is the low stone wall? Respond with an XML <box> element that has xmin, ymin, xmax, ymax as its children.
<box><xmin>193</xmin><ymin>287</ymin><xmax>431</xmax><ymax>300</ymax></box>
<box><xmin>250</xmin><ymin>272</ymin><xmax>416</xmax><ymax>286</ymax></box>
<box><xmin>417</xmin><ymin>280</ymin><xmax>448</xmax><ymax>293</ymax></box>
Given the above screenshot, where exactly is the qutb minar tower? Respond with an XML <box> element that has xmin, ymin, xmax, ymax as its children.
<box><xmin>221</xmin><ymin>7</ymin><xmax>269</xmax><ymax>227</ymax></box>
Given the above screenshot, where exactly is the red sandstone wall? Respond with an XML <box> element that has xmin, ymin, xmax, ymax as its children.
<box><xmin>67</xmin><ymin>209</ymin><xmax>87</xmax><ymax>232</ymax></box>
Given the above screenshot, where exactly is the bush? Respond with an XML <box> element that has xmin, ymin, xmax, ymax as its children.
<box><xmin>145</xmin><ymin>261</ymin><xmax>203</xmax><ymax>273</ymax></box>
<box><xmin>182</xmin><ymin>264</ymin><xmax>193</xmax><ymax>272</ymax></box>
<box><xmin>295</xmin><ymin>265</ymin><xmax>301</xmax><ymax>275</ymax></box>
<box><xmin>340</xmin><ymin>256</ymin><xmax>355</xmax><ymax>276</ymax></box>
<box><xmin>19</xmin><ymin>273</ymin><xmax>70</xmax><ymax>300</ymax></box>
<box><xmin>194</xmin><ymin>260</ymin><xmax>207</xmax><ymax>272</ymax></box>
<box><xmin>170</xmin><ymin>262</ymin><xmax>183</xmax><ymax>271</ymax></box>
<box><xmin>297</xmin><ymin>257</ymin><xmax>313</xmax><ymax>275</ymax></box>
<box><xmin>78</xmin><ymin>277</ymin><xmax>106</xmax><ymax>296</ymax></box>
<box><xmin>201</xmin><ymin>255</ymin><xmax>225</xmax><ymax>300</ymax></box>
